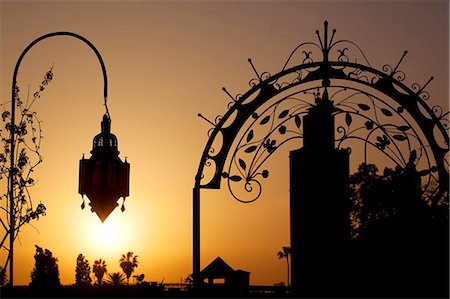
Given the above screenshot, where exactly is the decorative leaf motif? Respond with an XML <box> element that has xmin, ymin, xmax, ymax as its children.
<box><xmin>260</xmin><ymin>115</ymin><xmax>270</xmax><ymax>125</ymax></box>
<box><xmin>247</xmin><ymin>130</ymin><xmax>254</xmax><ymax>142</ymax></box>
<box><xmin>244</xmin><ymin>145</ymin><xmax>257</xmax><ymax>153</ymax></box>
<box><xmin>295</xmin><ymin>115</ymin><xmax>301</xmax><ymax>128</ymax></box>
<box><xmin>345</xmin><ymin>112</ymin><xmax>352</xmax><ymax>126</ymax></box>
<box><xmin>238</xmin><ymin>158</ymin><xmax>247</xmax><ymax>170</ymax></box>
<box><xmin>358</xmin><ymin>104</ymin><xmax>371</xmax><ymax>111</ymax></box>
<box><xmin>393</xmin><ymin>134</ymin><xmax>407</xmax><ymax>141</ymax></box>
<box><xmin>398</xmin><ymin>126</ymin><xmax>410</xmax><ymax>132</ymax></box>
<box><xmin>229</xmin><ymin>175</ymin><xmax>242</xmax><ymax>182</ymax></box>
<box><xmin>418</xmin><ymin>169</ymin><xmax>430</xmax><ymax>176</ymax></box>
<box><xmin>278</xmin><ymin>109</ymin><xmax>289</xmax><ymax>119</ymax></box>
<box><xmin>381</xmin><ymin>108</ymin><xmax>393</xmax><ymax>116</ymax></box>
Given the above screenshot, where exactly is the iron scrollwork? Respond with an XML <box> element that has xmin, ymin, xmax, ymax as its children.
<box><xmin>195</xmin><ymin>21</ymin><xmax>449</xmax><ymax>207</ymax></box>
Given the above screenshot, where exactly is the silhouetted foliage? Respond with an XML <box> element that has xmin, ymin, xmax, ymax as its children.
<box><xmin>29</xmin><ymin>245</ymin><xmax>60</xmax><ymax>289</ymax></box>
<box><xmin>348</xmin><ymin>160</ymin><xmax>449</xmax><ymax>297</ymax></box>
<box><xmin>106</xmin><ymin>272</ymin><xmax>126</xmax><ymax>285</ymax></box>
<box><xmin>75</xmin><ymin>254</ymin><xmax>92</xmax><ymax>286</ymax></box>
<box><xmin>349</xmin><ymin>163</ymin><xmax>397</xmax><ymax>239</ymax></box>
<box><xmin>0</xmin><ymin>68</ymin><xmax>53</xmax><ymax>277</ymax></box>
<box><xmin>0</xmin><ymin>266</ymin><xmax>6</xmax><ymax>286</ymax></box>
<box><xmin>119</xmin><ymin>251</ymin><xmax>138</xmax><ymax>285</ymax></box>
<box><xmin>277</xmin><ymin>246</ymin><xmax>291</xmax><ymax>287</ymax></box>
<box><xmin>92</xmin><ymin>259</ymin><xmax>107</xmax><ymax>285</ymax></box>
<box><xmin>349</xmin><ymin>159</ymin><xmax>447</xmax><ymax>241</ymax></box>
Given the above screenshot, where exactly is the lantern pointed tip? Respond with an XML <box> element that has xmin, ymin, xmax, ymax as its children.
<box><xmin>97</xmin><ymin>213</ymin><xmax>109</xmax><ymax>223</ymax></box>
<box><xmin>90</xmin><ymin>202</ymin><xmax>117</xmax><ymax>222</ymax></box>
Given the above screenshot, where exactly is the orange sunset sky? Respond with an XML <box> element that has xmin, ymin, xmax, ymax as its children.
<box><xmin>0</xmin><ymin>0</ymin><xmax>448</xmax><ymax>286</ymax></box>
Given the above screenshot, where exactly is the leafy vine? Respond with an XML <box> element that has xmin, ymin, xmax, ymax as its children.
<box><xmin>0</xmin><ymin>67</ymin><xmax>53</xmax><ymax>280</ymax></box>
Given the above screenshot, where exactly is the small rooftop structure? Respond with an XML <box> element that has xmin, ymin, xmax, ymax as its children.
<box><xmin>196</xmin><ymin>257</ymin><xmax>250</xmax><ymax>294</ymax></box>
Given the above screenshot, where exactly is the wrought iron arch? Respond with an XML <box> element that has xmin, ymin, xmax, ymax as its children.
<box><xmin>192</xmin><ymin>21</ymin><xmax>449</xmax><ymax>278</ymax></box>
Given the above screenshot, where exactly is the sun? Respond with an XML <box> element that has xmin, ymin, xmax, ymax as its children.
<box><xmin>82</xmin><ymin>212</ymin><xmax>135</xmax><ymax>263</ymax></box>
<box><xmin>97</xmin><ymin>219</ymin><xmax>120</xmax><ymax>246</ymax></box>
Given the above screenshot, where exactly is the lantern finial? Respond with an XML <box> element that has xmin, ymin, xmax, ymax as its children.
<box><xmin>101</xmin><ymin>114</ymin><xmax>111</xmax><ymax>133</ymax></box>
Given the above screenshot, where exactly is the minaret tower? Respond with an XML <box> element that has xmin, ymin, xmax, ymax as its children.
<box><xmin>290</xmin><ymin>89</ymin><xmax>350</xmax><ymax>296</ymax></box>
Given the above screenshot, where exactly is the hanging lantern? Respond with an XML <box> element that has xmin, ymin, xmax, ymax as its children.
<box><xmin>79</xmin><ymin>114</ymin><xmax>130</xmax><ymax>222</ymax></box>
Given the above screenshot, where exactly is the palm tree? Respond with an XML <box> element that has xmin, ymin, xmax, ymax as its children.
<box><xmin>106</xmin><ymin>272</ymin><xmax>126</xmax><ymax>286</ymax></box>
<box><xmin>277</xmin><ymin>246</ymin><xmax>291</xmax><ymax>287</ymax></box>
<box><xmin>92</xmin><ymin>259</ymin><xmax>107</xmax><ymax>285</ymax></box>
<box><xmin>119</xmin><ymin>251</ymin><xmax>139</xmax><ymax>285</ymax></box>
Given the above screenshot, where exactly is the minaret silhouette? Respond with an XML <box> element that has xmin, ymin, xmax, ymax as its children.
<box><xmin>290</xmin><ymin>89</ymin><xmax>350</xmax><ymax>296</ymax></box>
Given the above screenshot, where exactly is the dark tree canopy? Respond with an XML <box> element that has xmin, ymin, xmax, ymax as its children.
<box><xmin>29</xmin><ymin>245</ymin><xmax>60</xmax><ymax>289</ymax></box>
<box><xmin>75</xmin><ymin>254</ymin><xmax>92</xmax><ymax>286</ymax></box>
<box><xmin>349</xmin><ymin>161</ymin><xmax>448</xmax><ymax>241</ymax></box>
<box><xmin>348</xmin><ymin>162</ymin><xmax>449</xmax><ymax>297</ymax></box>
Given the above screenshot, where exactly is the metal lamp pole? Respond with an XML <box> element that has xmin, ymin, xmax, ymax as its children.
<box><xmin>8</xmin><ymin>32</ymin><xmax>108</xmax><ymax>286</ymax></box>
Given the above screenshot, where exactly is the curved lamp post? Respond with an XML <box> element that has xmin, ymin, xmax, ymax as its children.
<box><xmin>8</xmin><ymin>32</ymin><xmax>130</xmax><ymax>286</ymax></box>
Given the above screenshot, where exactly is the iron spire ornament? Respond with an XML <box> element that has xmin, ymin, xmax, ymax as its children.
<box><xmin>79</xmin><ymin>112</ymin><xmax>130</xmax><ymax>222</ymax></box>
